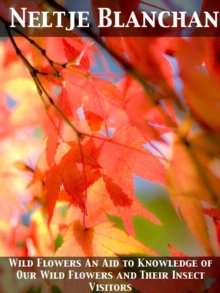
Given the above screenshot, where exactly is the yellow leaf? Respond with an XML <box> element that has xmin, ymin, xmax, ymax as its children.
<box><xmin>56</xmin><ymin>220</ymin><xmax>158</xmax><ymax>257</ymax></box>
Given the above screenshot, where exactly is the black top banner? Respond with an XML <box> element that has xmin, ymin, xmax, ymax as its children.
<box><xmin>0</xmin><ymin>0</ymin><xmax>220</xmax><ymax>37</ymax></box>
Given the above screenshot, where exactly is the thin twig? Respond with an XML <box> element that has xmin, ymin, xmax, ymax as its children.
<box><xmin>2</xmin><ymin>19</ymin><xmax>83</xmax><ymax>139</ymax></box>
<box><xmin>140</xmin><ymin>1</ymin><xmax>168</xmax><ymax>11</ymax></box>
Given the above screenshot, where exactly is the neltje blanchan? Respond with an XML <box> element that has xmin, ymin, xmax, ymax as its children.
<box><xmin>10</xmin><ymin>7</ymin><xmax>219</xmax><ymax>30</ymax></box>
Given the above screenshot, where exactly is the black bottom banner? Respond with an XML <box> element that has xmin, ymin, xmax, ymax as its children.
<box><xmin>0</xmin><ymin>257</ymin><xmax>220</xmax><ymax>293</ymax></box>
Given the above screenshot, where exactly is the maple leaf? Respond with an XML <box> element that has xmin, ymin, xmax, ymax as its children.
<box><xmin>86</xmin><ymin>125</ymin><xmax>166</xmax><ymax>235</ymax></box>
<box><xmin>31</xmin><ymin>136</ymin><xmax>100</xmax><ymax>223</ymax></box>
<box><xmin>61</xmin><ymin>67</ymin><xmax>124</xmax><ymax>131</ymax></box>
<box><xmin>118</xmin><ymin>76</ymin><xmax>176</xmax><ymax>142</ymax></box>
<box><xmin>56</xmin><ymin>220</ymin><xmax>157</xmax><ymax>257</ymax></box>
<box><xmin>176</xmin><ymin>38</ymin><xmax>220</xmax><ymax>134</ymax></box>
<box><xmin>52</xmin><ymin>178</ymin><xmax>161</xmax><ymax>236</ymax></box>
<box><xmin>44</xmin><ymin>164</ymin><xmax>62</xmax><ymax>223</ymax></box>
<box><xmin>51</xmin><ymin>180</ymin><xmax>115</xmax><ymax>228</ymax></box>
<box><xmin>62</xmin><ymin>38</ymin><xmax>90</xmax><ymax>70</ymax></box>
<box><xmin>122</xmin><ymin>37</ymin><xmax>174</xmax><ymax>86</ymax></box>
<box><xmin>167</xmin><ymin>129</ymin><xmax>220</xmax><ymax>255</ymax></box>
<box><xmin>45</xmin><ymin>37</ymin><xmax>91</xmax><ymax>66</ymax></box>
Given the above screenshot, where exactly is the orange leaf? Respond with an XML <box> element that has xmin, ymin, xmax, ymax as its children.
<box><xmin>177</xmin><ymin>39</ymin><xmax>220</xmax><ymax>134</ymax></box>
<box><xmin>59</xmin><ymin>153</ymin><xmax>85</xmax><ymax>209</ymax></box>
<box><xmin>90</xmin><ymin>125</ymin><xmax>165</xmax><ymax>234</ymax></box>
<box><xmin>118</xmin><ymin>77</ymin><xmax>175</xmax><ymax>142</ymax></box>
<box><xmin>167</xmin><ymin>133</ymin><xmax>218</xmax><ymax>255</ymax></box>
<box><xmin>61</xmin><ymin>68</ymin><xmax>123</xmax><ymax>131</ymax></box>
<box><xmin>53</xmin><ymin>178</ymin><xmax>161</xmax><ymax>235</ymax></box>
<box><xmin>63</xmin><ymin>38</ymin><xmax>90</xmax><ymax>70</ymax></box>
<box><xmin>56</xmin><ymin>220</ymin><xmax>157</xmax><ymax>257</ymax></box>
<box><xmin>44</xmin><ymin>164</ymin><xmax>62</xmax><ymax>224</ymax></box>
<box><xmin>33</xmin><ymin>138</ymin><xmax>100</xmax><ymax>221</ymax></box>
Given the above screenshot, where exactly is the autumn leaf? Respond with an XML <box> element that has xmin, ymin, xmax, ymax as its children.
<box><xmin>61</xmin><ymin>67</ymin><xmax>124</xmax><ymax>131</ymax></box>
<box><xmin>46</xmin><ymin>37</ymin><xmax>91</xmax><ymax>66</ymax></box>
<box><xmin>177</xmin><ymin>38</ymin><xmax>220</xmax><ymax>134</ymax></box>
<box><xmin>122</xmin><ymin>37</ymin><xmax>174</xmax><ymax>86</ymax></box>
<box><xmin>118</xmin><ymin>76</ymin><xmax>176</xmax><ymax>142</ymax></box>
<box><xmin>32</xmin><ymin>136</ymin><xmax>100</xmax><ymax>223</ymax></box>
<box><xmin>56</xmin><ymin>220</ymin><xmax>157</xmax><ymax>257</ymax></box>
<box><xmin>44</xmin><ymin>164</ymin><xmax>62</xmax><ymax>224</ymax></box>
<box><xmin>86</xmin><ymin>125</ymin><xmax>166</xmax><ymax>234</ymax></box>
<box><xmin>63</xmin><ymin>38</ymin><xmax>90</xmax><ymax>69</ymax></box>
<box><xmin>58</xmin><ymin>153</ymin><xmax>85</xmax><ymax>208</ymax></box>
<box><xmin>167</xmin><ymin>130</ymin><xmax>220</xmax><ymax>255</ymax></box>
<box><xmin>52</xmin><ymin>178</ymin><xmax>161</xmax><ymax>236</ymax></box>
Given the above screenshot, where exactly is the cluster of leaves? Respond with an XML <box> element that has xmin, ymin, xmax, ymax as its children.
<box><xmin>0</xmin><ymin>0</ymin><xmax>220</xmax><ymax>266</ymax></box>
